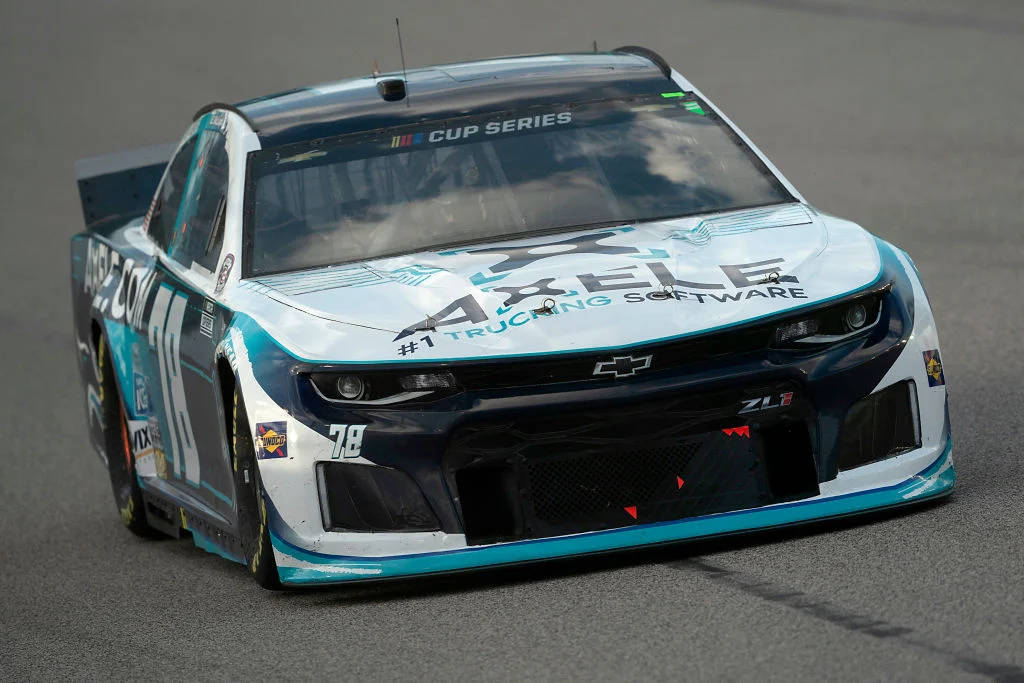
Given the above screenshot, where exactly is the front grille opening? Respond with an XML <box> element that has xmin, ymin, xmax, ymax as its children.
<box><xmin>456</xmin><ymin>465</ymin><xmax>521</xmax><ymax>544</ymax></box>
<box><xmin>447</xmin><ymin>384</ymin><xmax>819</xmax><ymax>544</ymax></box>
<box><xmin>838</xmin><ymin>380</ymin><xmax>921</xmax><ymax>471</ymax></box>
<box><xmin>761</xmin><ymin>421</ymin><xmax>819</xmax><ymax>501</ymax></box>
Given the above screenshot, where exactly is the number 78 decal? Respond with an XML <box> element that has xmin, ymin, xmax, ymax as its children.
<box><xmin>329</xmin><ymin>424</ymin><xmax>365</xmax><ymax>459</ymax></box>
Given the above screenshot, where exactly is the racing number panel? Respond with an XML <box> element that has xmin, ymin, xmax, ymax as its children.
<box><xmin>75</xmin><ymin>233</ymin><xmax>238</xmax><ymax>525</ymax></box>
<box><xmin>142</xmin><ymin>266</ymin><xmax>235</xmax><ymax>518</ymax></box>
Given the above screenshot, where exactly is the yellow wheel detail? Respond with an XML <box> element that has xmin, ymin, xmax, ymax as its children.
<box><xmin>119</xmin><ymin>498</ymin><xmax>134</xmax><ymax>525</ymax></box>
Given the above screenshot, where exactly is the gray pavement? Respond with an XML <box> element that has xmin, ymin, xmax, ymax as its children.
<box><xmin>1</xmin><ymin>0</ymin><xmax>1022</xmax><ymax>680</ymax></box>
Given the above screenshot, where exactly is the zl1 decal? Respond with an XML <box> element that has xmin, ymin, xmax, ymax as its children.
<box><xmin>329</xmin><ymin>424</ymin><xmax>364</xmax><ymax>459</ymax></box>
<box><xmin>738</xmin><ymin>392</ymin><xmax>794</xmax><ymax>415</ymax></box>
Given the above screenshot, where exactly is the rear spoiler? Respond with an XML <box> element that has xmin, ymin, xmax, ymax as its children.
<box><xmin>74</xmin><ymin>142</ymin><xmax>175</xmax><ymax>234</ymax></box>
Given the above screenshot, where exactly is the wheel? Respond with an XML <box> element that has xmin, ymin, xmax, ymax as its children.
<box><xmin>97</xmin><ymin>335</ymin><xmax>155</xmax><ymax>536</ymax></box>
<box><xmin>230</xmin><ymin>387</ymin><xmax>282</xmax><ymax>590</ymax></box>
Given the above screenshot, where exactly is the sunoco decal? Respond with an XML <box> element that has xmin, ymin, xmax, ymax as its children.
<box><xmin>923</xmin><ymin>350</ymin><xmax>945</xmax><ymax>387</ymax></box>
<box><xmin>256</xmin><ymin>422</ymin><xmax>288</xmax><ymax>459</ymax></box>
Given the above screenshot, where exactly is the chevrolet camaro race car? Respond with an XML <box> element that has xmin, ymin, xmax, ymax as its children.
<box><xmin>71</xmin><ymin>47</ymin><xmax>953</xmax><ymax>589</ymax></box>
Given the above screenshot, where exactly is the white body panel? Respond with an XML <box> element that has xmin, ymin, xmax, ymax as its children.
<box><xmin>230</xmin><ymin>206</ymin><xmax>881</xmax><ymax>363</ymax></box>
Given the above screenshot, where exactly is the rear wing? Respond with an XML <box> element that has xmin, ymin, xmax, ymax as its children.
<box><xmin>74</xmin><ymin>142</ymin><xmax>175</xmax><ymax>234</ymax></box>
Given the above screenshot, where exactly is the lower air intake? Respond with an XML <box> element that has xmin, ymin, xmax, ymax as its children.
<box><xmin>838</xmin><ymin>380</ymin><xmax>921</xmax><ymax>470</ymax></box>
<box><xmin>318</xmin><ymin>462</ymin><xmax>440</xmax><ymax>532</ymax></box>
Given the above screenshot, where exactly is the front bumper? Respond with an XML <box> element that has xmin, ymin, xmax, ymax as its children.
<box><xmin>235</xmin><ymin>241</ymin><xmax>953</xmax><ymax>585</ymax></box>
<box><xmin>273</xmin><ymin>437</ymin><xmax>953</xmax><ymax>585</ymax></box>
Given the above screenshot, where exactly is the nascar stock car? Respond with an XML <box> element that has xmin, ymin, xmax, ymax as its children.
<box><xmin>71</xmin><ymin>47</ymin><xmax>953</xmax><ymax>589</ymax></box>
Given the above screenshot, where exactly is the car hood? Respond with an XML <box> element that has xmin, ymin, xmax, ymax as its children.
<box><xmin>233</xmin><ymin>204</ymin><xmax>883</xmax><ymax>363</ymax></box>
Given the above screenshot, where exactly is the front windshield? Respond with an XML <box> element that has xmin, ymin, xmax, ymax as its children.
<box><xmin>245</xmin><ymin>93</ymin><xmax>792</xmax><ymax>275</ymax></box>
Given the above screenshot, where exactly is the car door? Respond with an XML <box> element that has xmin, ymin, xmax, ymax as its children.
<box><xmin>142</xmin><ymin>112</ymin><xmax>236</xmax><ymax>521</ymax></box>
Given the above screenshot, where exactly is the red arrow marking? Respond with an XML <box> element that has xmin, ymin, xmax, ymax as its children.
<box><xmin>677</xmin><ymin>476</ymin><xmax>685</xmax><ymax>489</ymax></box>
<box><xmin>624</xmin><ymin>506</ymin><xmax>638</xmax><ymax>519</ymax></box>
<box><xmin>722</xmin><ymin>425</ymin><xmax>751</xmax><ymax>438</ymax></box>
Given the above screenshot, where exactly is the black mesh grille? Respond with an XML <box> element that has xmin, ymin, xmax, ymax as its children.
<box><xmin>527</xmin><ymin>440</ymin><xmax>703</xmax><ymax>522</ymax></box>
<box><xmin>447</xmin><ymin>384</ymin><xmax>818</xmax><ymax>544</ymax></box>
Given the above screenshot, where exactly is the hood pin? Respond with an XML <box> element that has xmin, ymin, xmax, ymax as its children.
<box><xmin>650</xmin><ymin>284</ymin><xmax>676</xmax><ymax>300</ymax></box>
<box><xmin>415</xmin><ymin>315</ymin><xmax>437</xmax><ymax>332</ymax></box>
<box><xmin>532</xmin><ymin>298</ymin><xmax>556</xmax><ymax>315</ymax></box>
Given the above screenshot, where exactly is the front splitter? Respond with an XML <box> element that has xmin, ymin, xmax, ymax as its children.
<box><xmin>273</xmin><ymin>438</ymin><xmax>954</xmax><ymax>585</ymax></box>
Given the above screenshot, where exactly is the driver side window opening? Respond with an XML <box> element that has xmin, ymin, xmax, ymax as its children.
<box><xmin>167</xmin><ymin>120</ymin><xmax>230</xmax><ymax>272</ymax></box>
<box><xmin>147</xmin><ymin>136</ymin><xmax>197</xmax><ymax>253</ymax></box>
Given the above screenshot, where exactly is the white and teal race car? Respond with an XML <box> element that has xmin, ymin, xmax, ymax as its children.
<box><xmin>71</xmin><ymin>47</ymin><xmax>953</xmax><ymax>589</ymax></box>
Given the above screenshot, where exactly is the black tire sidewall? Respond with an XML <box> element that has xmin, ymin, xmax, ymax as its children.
<box><xmin>230</xmin><ymin>388</ymin><xmax>282</xmax><ymax>589</ymax></box>
<box><xmin>97</xmin><ymin>334</ymin><xmax>152</xmax><ymax>535</ymax></box>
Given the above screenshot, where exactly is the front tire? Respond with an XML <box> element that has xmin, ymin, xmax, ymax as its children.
<box><xmin>97</xmin><ymin>335</ymin><xmax>155</xmax><ymax>536</ymax></box>
<box><xmin>230</xmin><ymin>388</ymin><xmax>282</xmax><ymax>590</ymax></box>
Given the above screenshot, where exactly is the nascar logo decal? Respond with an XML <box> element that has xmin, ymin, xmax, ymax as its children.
<box><xmin>256</xmin><ymin>421</ymin><xmax>288</xmax><ymax>459</ymax></box>
<box><xmin>391</xmin><ymin>133</ymin><xmax>425</xmax><ymax>148</ymax></box>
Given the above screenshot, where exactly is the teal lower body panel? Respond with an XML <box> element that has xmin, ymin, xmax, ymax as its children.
<box><xmin>274</xmin><ymin>438</ymin><xmax>954</xmax><ymax>586</ymax></box>
<box><xmin>191</xmin><ymin>529</ymin><xmax>245</xmax><ymax>564</ymax></box>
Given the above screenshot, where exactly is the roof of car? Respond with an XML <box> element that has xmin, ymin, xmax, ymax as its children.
<box><xmin>233</xmin><ymin>51</ymin><xmax>677</xmax><ymax>148</ymax></box>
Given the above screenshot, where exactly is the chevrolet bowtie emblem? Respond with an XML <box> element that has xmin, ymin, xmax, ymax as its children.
<box><xmin>593</xmin><ymin>354</ymin><xmax>653</xmax><ymax>378</ymax></box>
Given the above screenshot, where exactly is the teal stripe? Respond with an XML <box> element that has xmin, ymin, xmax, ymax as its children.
<box><xmin>191</xmin><ymin>529</ymin><xmax>244</xmax><ymax>564</ymax></box>
<box><xmin>103</xmin><ymin>319</ymin><xmax>135</xmax><ymax>402</ymax></box>
<box><xmin>180</xmin><ymin>359</ymin><xmax>214</xmax><ymax>384</ymax></box>
<box><xmin>274</xmin><ymin>439</ymin><xmax>954</xmax><ymax>585</ymax></box>
<box><xmin>201</xmin><ymin>480</ymin><xmax>233</xmax><ymax>506</ymax></box>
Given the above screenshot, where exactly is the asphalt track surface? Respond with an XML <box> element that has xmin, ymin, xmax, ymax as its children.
<box><xmin>2</xmin><ymin>0</ymin><xmax>1023</xmax><ymax>680</ymax></box>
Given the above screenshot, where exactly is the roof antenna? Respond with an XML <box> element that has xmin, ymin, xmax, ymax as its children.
<box><xmin>395</xmin><ymin>17</ymin><xmax>410</xmax><ymax>108</ymax></box>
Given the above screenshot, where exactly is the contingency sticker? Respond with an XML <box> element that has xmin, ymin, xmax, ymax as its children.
<box><xmin>129</xmin><ymin>418</ymin><xmax>157</xmax><ymax>478</ymax></box>
<box><xmin>256</xmin><ymin>421</ymin><xmax>288</xmax><ymax>459</ymax></box>
<box><xmin>922</xmin><ymin>350</ymin><xmax>945</xmax><ymax>387</ymax></box>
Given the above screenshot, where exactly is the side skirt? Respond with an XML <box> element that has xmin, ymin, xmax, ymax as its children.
<box><xmin>140</xmin><ymin>486</ymin><xmax>245</xmax><ymax>564</ymax></box>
